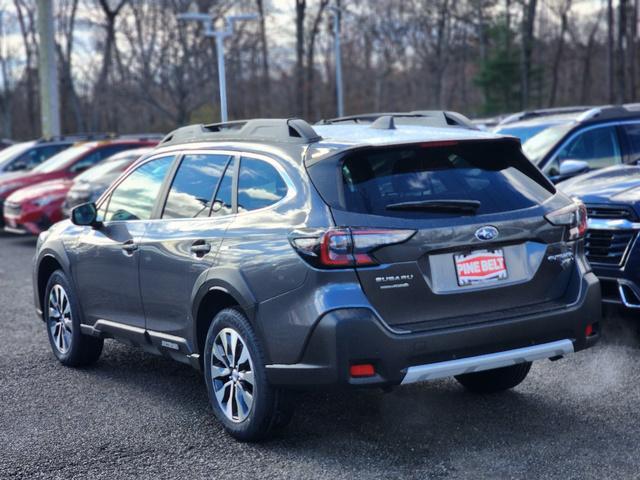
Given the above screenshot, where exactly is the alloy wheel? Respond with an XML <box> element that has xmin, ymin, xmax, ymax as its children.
<box><xmin>211</xmin><ymin>327</ymin><xmax>255</xmax><ymax>423</ymax></box>
<box><xmin>48</xmin><ymin>284</ymin><xmax>73</xmax><ymax>354</ymax></box>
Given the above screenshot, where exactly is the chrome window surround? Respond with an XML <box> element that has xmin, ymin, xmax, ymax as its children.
<box><xmin>95</xmin><ymin>149</ymin><xmax>297</xmax><ymax>225</ymax></box>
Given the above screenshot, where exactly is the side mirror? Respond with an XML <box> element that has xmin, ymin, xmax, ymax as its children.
<box><xmin>71</xmin><ymin>202</ymin><xmax>101</xmax><ymax>228</ymax></box>
<box><xmin>7</xmin><ymin>160</ymin><xmax>28</xmax><ymax>172</ymax></box>
<box><xmin>559</xmin><ymin>159</ymin><xmax>589</xmax><ymax>178</ymax></box>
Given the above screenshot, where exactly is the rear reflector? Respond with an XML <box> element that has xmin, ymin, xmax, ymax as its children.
<box><xmin>350</xmin><ymin>364</ymin><xmax>375</xmax><ymax>378</ymax></box>
<box><xmin>585</xmin><ymin>324</ymin><xmax>594</xmax><ymax>337</ymax></box>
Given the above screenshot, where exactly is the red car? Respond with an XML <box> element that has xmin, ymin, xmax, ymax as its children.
<box><xmin>1</xmin><ymin>139</ymin><xmax>157</xmax><ymax>234</ymax></box>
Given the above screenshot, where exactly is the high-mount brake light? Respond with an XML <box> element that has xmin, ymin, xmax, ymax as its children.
<box><xmin>419</xmin><ymin>141</ymin><xmax>459</xmax><ymax>148</ymax></box>
<box><xmin>290</xmin><ymin>227</ymin><xmax>415</xmax><ymax>268</ymax></box>
<box><xmin>544</xmin><ymin>200</ymin><xmax>588</xmax><ymax>240</ymax></box>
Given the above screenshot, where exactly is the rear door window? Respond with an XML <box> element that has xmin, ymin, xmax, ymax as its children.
<box><xmin>337</xmin><ymin>142</ymin><xmax>553</xmax><ymax>218</ymax></box>
<box><xmin>162</xmin><ymin>153</ymin><xmax>231</xmax><ymax>219</ymax></box>
<box><xmin>237</xmin><ymin>157</ymin><xmax>287</xmax><ymax>212</ymax></box>
<box><xmin>546</xmin><ymin>125</ymin><xmax>622</xmax><ymax>175</ymax></box>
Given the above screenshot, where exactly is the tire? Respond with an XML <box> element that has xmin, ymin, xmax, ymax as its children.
<box><xmin>44</xmin><ymin>270</ymin><xmax>103</xmax><ymax>367</ymax></box>
<box><xmin>455</xmin><ymin>362</ymin><xmax>532</xmax><ymax>394</ymax></box>
<box><xmin>203</xmin><ymin>308</ymin><xmax>294</xmax><ymax>442</ymax></box>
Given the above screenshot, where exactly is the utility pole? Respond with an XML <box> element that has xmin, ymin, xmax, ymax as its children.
<box><xmin>178</xmin><ymin>12</ymin><xmax>257</xmax><ymax>123</ymax></box>
<box><xmin>330</xmin><ymin>4</ymin><xmax>344</xmax><ymax>117</ymax></box>
<box><xmin>36</xmin><ymin>0</ymin><xmax>61</xmax><ymax>138</ymax></box>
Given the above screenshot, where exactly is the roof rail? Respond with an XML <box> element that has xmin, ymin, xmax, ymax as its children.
<box><xmin>498</xmin><ymin>106</ymin><xmax>594</xmax><ymax>125</ymax></box>
<box><xmin>160</xmin><ymin>118</ymin><xmax>322</xmax><ymax>146</ymax></box>
<box><xmin>318</xmin><ymin>110</ymin><xmax>477</xmax><ymax>130</ymax></box>
<box><xmin>36</xmin><ymin>132</ymin><xmax>118</xmax><ymax>143</ymax></box>
<box><xmin>577</xmin><ymin>104</ymin><xmax>640</xmax><ymax>122</ymax></box>
<box><xmin>411</xmin><ymin>110</ymin><xmax>478</xmax><ymax>129</ymax></box>
<box><xmin>117</xmin><ymin>133</ymin><xmax>165</xmax><ymax>141</ymax></box>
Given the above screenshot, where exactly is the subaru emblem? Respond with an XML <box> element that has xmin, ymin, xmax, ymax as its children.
<box><xmin>475</xmin><ymin>226</ymin><xmax>499</xmax><ymax>241</ymax></box>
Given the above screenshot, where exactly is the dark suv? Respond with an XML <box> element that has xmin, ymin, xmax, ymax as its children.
<box><xmin>559</xmin><ymin>166</ymin><xmax>640</xmax><ymax>309</ymax></box>
<box><xmin>33</xmin><ymin>117</ymin><xmax>601</xmax><ymax>441</ymax></box>
<box><xmin>519</xmin><ymin>104</ymin><xmax>640</xmax><ymax>183</ymax></box>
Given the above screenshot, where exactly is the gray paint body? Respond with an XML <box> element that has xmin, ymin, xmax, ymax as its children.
<box><xmin>32</xmin><ymin>124</ymin><xmax>601</xmax><ymax>385</ymax></box>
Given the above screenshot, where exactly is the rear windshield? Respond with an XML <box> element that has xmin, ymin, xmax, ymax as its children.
<box><xmin>330</xmin><ymin>142</ymin><xmax>553</xmax><ymax>218</ymax></box>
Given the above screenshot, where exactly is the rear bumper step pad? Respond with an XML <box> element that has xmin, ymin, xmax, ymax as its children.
<box><xmin>401</xmin><ymin>339</ymin><xmax>574</xmax><ymax>384</ymax></box>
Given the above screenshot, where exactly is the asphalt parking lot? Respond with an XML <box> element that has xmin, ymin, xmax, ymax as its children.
<box><xmin>1</xmin><ymin>233</ymin><xmax>640</xmax><ymax>480</ymax></box>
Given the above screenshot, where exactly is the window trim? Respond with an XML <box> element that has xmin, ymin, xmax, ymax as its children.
<box><xmin>544</xmin><ymin>121</ymin><xmax>635</xmax><ymax>172</ymax></box>
<box><xmin>209</xmin><ymin>154</ymin><xmax>236</xmax><ymax>217</ymax></box>
<box><xmin>97</xmin><ymin>148</ymin><xmax>296</xmax><ymax>225</ymax></box>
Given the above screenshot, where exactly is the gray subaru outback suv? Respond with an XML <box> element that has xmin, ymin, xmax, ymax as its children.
<box><xmin>33</xmin><ymin>116</ymin><xmax>601</xmax><ymax>441</ymax></box>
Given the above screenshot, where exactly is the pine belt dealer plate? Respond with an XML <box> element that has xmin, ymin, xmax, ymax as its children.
<box><xmin>454</xmin><ymin>249</ymin><xmax>508</xmax><ymax>286</ymax></box>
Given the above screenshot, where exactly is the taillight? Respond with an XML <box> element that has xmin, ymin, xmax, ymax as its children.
<box><xmin>290</xmin><ymin>227</ymin><xmax>415</xmax><ymax>268</ymax></box>
<box><xmin>320</xmin><ymin>228</ymin><xmax>353</xmax><ymax>266</ymax></box>
<box><xmin>544</xmin><ymin>200</ymin><xmax>588</xmax><ymax>240</ymax></box>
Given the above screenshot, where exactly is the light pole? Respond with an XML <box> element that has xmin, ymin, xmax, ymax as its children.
<box><xmin>177</xmin><ymin>12</ymin><xmax>258</xmax><ymax>123</ymax></box>
<box><xmin>330</xmin><ymin>5</ymin><xmax>344</xmax><ymax>118</ymax></box>
<box><xmin>36</xmin><ymin>0</ymin><xmax>61</xmax><ymax>137</ymax></box>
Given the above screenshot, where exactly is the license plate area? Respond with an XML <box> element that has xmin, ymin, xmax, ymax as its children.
<box><xmin>454</xmin><ymin>249</ymin><xmax>508</xmax><ymax>287</ymax></box>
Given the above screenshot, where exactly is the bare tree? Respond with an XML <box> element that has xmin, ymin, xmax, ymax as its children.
<box><xmin>519</xmin><ymin>0</ymin><xmax>538</xmax><ymax>108</ymax></box>
<box><xmin>295</xmin><ymin>0</ymin><xmax>305</xmax><ymax>116</ymax></box>
<box><xmin>568</xmin><ymin>8</ymin><xmax>603</xmax><ymax>104</ymax></box>
<box><xmin>304</xmin><ymin>0</ymin><xmax>329</xmax><ymax>118</ymax></box>
<box><xmin>617</xmin><ymin>0</ymin><xmax>628</xmax><ymax>102</ymax></box>
<box><xmin>91</xmin><ymin>0</ymin><xmax>129</xmax><ymax>130</ymax></box>
<box><xmin>548</xmin><ymin>0</ymin><xmax>572</xmax><ymax>106</ymax></box>
<box><xmin>14</xmin><ymin>0</ymin><xmax>38</xmax><ymax>136</ymax></box>
<box><xmin>255</xmin><ymin>0</ymin><xmax>271</xmax><ymax>115</ymax></box>
<box><xmin>56</xmin><ymin>0</ymin><xmax>84</xmax><ymax>131</ymax></box>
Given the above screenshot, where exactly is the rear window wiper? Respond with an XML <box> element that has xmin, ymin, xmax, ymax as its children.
<box><xmin>385</xmin><ymin>199</ymin><xmax>481</xmax><ymax>214</ymax></box>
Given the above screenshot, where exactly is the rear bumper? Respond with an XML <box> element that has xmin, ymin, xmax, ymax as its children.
<box><xmin>265</xmin><ymin>271</ymin><xmax>601</xmax><ymax>388</ymax></box>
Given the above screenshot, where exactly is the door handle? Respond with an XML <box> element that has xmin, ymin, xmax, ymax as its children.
<box><xmin>122</xmin><ymin>240</ymin><xmax>138</xmax><ymax>253</ymax></box>
<box><xmin>190</xmin><ymin>240</ymin><xmax>211</xmax><ymax>256</ymax></box>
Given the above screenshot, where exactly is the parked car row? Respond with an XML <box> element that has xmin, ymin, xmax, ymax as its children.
<box><xmin>0</xmin><ymin>136</ymin><xmax>159</xmax><ymax>234</ymax></box>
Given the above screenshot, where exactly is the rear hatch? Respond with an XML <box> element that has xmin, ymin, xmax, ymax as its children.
<box><xmin>306</xmin><ymin>139</ymin><xmax>577</xmax><ymax>331</ymax></box>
